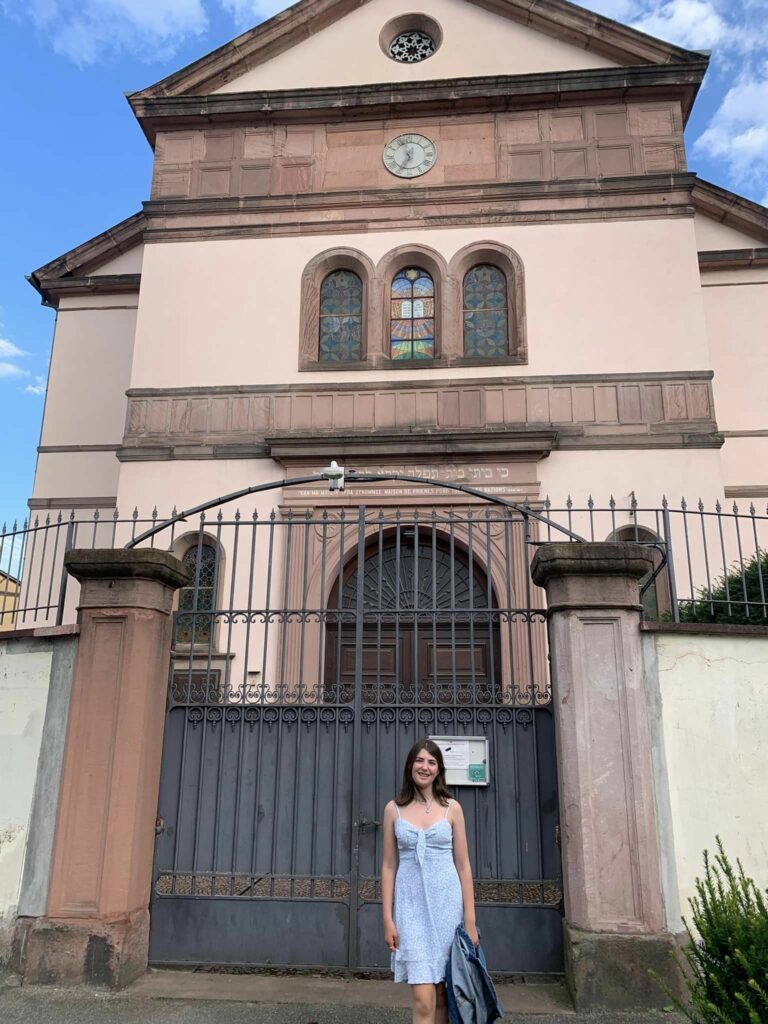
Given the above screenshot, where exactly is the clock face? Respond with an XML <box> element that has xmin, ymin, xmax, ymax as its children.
<box><xmin>383</xmin><ymin>133</ymin><xmax>437</xmax><ymax>179</ymax></box>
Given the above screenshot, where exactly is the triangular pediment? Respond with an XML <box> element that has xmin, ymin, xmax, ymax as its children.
<box><xmin>29</xmin><ymin>212</ymin><xmax>145</xmax><ymax>306</ymax></box>
<box><xmin>693</xmin><ymin>180</ymin><xmax>768</xmax><ymax>251</ymax></box>
<box><xmin>133</xmin><ymin>0</ymin><xmax>703</xmax><ymax>99</ymax></box>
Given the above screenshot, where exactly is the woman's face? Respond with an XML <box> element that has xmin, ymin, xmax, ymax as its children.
<box><xmin>411</xmin><ymin>748</ymin><xmax>439</xmax><ymax>788</ymax></box>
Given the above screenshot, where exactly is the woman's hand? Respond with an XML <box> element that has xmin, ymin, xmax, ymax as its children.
<box><xmin>465</xmin><ymin>921</ymin><xmax>480</xmax><ymax>949</ymax></box>
<box><xmin>384</xmin><ymin>919</ymin><xmax>399</xmax><ymax>952</ymax></box>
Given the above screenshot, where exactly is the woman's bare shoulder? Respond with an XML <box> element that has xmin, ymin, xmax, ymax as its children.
<box><xmin>383</xmin><ymin>799</ymin><xmax>399</xmax><ymax>818</ymax></box>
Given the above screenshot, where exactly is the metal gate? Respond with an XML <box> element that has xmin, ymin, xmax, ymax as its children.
<box><xmin>143</xmin><ymin>473</ymin><xmax>568</xmax><ymax>974</ymax></box>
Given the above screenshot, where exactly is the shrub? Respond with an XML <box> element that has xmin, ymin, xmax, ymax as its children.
<box><xmin>670</xmin><ymin>837</ymin><xmax>768</xmax><ymax>1023</ymax></box>
<box><xmin>679</xmin><ymin>551</ymin><xmax>768</xmax><ymax>625</ymax></box>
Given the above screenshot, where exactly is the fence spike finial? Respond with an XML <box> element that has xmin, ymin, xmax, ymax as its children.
<box><xmin>750</xmin><ymin>502</ymin><xmax>756</xmax><ymax>516</ymax></box>
<box><xmin>587</xmin><ymin>495</ymin><xmax>594</xmax><ymax>509</ymax></box>
<box><xmin>698</xmin><ymin>498</ymin><xmax>704</xmax><ymax>512</ymax></box>
<box><xmin>733</xmin><ymin>501</ymin><xmax>739</xmax><ymax>515</ymax></box>
<box><xmin>715</xmin><ymin>499</ymin><xmax>722</xmax><ymax>513</ymax></box>
<box><xmin>681</xmin><ymin>496</ymin><xmax>687</xmax><ymax>511</ymax></box>
<box><xmin>661</xmin><ymin>495</ymin><xmax>668</xmax><ymax>509</ymax></box>
<box><xmin>609</xmin><ymin>495</ymin><xmax>616</xmax><ymax>510</ymax></box>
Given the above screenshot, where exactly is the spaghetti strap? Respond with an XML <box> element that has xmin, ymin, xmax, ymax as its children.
<box><xmin>444</xmin><ymin>799</ymin><xmax>452</xmax><ymax>819</ymax></box>
<box><xmin>394</xmin><ymin>802</ymin><xmax>401</xmax><ymax>818</ymax></box>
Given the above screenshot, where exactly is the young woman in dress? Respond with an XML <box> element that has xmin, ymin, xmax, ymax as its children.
<box><xmin>381</xmin><ymin>739</ymin><xmax>479</xmax><ymax>1024</ymax></box>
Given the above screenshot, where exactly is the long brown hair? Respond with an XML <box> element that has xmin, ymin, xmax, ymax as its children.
<box><xmin>395</xmin><ymin>738</ymin><xmax>452</xmax><ymax>807</ymax></box>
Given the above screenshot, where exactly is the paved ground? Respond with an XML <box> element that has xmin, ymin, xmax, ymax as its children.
<box><xmin>0</xmin><ymin>969</ymin><xmax>688</xmax><ymax>1023</ymax></box>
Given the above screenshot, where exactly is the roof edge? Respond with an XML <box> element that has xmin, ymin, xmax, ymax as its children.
<box><xmin>692</xmin><ymin>178</ymin><xmax>768</xmax><ymax>246</ymax></box>
<box><xmin>29</xmin><ymin>212</ymin><xmax>146</xmax><ymax>302</ymax></box>
<box><xmin>130</xmin><ymin>0</ymin><xmax>706</xmax><ymax>101</ymax></box>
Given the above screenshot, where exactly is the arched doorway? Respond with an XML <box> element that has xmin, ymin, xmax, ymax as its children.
<box><xmin>325</xmin><ymin>530</ymin><xmax>501</xmax><ymax>705</ymax></box>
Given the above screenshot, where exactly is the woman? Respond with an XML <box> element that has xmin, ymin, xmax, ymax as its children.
<box><xmin>381</xmin><ymin>739</ymin><xmax>479</xmax><ymax>1024</ymax></box>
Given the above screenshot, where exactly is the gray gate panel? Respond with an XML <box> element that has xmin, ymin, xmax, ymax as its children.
<box><xmin>478</xmin><ymin>907</ymin><xmax>564</xmax><ymax>974</ymax></box>
<box><xmin>149</xmin><ymin>898</ymin><xmax>349</xmax><ymax>967</ymax></box>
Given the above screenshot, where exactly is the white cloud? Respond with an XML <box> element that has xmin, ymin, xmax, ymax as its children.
<box><xmin>2</xmin><ymin>0</ymin><xmax>209</xmax><ymax>65</ymax></box>
<box><xmin>0</xmin><ymin>338</ymin><xmax>29</xmax><ymax>382</ymax></box>
<box><xmin>0</xmin><ymin>338</ymin><xmax>27</xmax><ymax>359</ymax></box>
<box><xmin>218</xmin><ymin>0</ymin><xmax>289</xmax><ymax>30</ymax></box>
<box><xmin>0</xmin><ymin>0</ymin><xmax>294</xmax><ymax>64</ymax></box>
<box><xmin>24</xmin><ymin>376</ymin><xmax>48</xmax><ymax>396</ymax></box>
<box><xmin>0</xmin><ymin>362</ymin><xmax>28</xmax><ymax>379</ymax></box>
<box><xmin>695</xmin><ymin>65</ymin><xmax>768</xmax><ymax>191</ymax></box>
<box><xmin>586</xmin><ymin>0</ymin><xmax>765</xmax><ymax>54</ymax></box>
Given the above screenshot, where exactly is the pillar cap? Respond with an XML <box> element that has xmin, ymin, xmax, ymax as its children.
<box><xmin>531</xmin><ymin>542</ymin><xmax>655</xmax><ymax>588</ymax></box>
<box><xmin>64</xmin><ymin>548</ymin><xmax>190</xmax><ymax>590</ymax></box>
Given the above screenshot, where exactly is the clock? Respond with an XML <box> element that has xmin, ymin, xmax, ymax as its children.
<box><xmin>383</xmin><ymin>133</ymin><xmax>437</xmax><ymax>179</ymax></box>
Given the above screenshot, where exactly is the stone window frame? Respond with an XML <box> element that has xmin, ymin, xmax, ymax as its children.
<box><xmin>298</xmin><ymin>241</ymin><xmax>527</xmax><ymax>370</ymax></box>
<box><xmin>299</xmin><ymin>247</ymin><xmax>376</xmax><ymax>370</ymax></box>
<box><xmin>449</xmin><ymin>242</ymin><xmax>528</xmax><ymax>365</ymax></box>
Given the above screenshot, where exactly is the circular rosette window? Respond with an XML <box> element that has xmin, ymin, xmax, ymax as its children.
<box><xmin>380</xmin><ymin>14</ymin><xmax>443</xmax><ymax>63</ymax></box>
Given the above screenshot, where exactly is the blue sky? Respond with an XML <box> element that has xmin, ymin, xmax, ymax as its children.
<box><xmin>0</xmin><ymin>0</ymin><xmax>766</xmax><ymax>527</ymax></box>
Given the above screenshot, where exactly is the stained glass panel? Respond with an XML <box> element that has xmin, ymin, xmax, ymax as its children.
<box><xmin>177</xmin><ymin>543</ymin><xmax>217</xmax><ymax>644</ymax></box>
<box><xmin>463</xmin><ymin>265</ymin><xmax>508</xmax><ymax>357</ymax></box>
<box><xmin>390</xmin><ymin>268</ymin><xmax>435</xmax><ymax>360</ymax></box>
<box><xmin>319</xmin><ymin>270</ymin><xmax>362</xmax><ymax>361</ymax></box>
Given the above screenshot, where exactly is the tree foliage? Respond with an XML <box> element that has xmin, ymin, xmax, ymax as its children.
<box><xmin>679</xmin><ymin>551</ymin><xmax>768</xmax><ymax>625</ymax></box>
<box><xmin>669</xmin><ymin>838</ymin><xmax>768</xmax><ymax>1024</ymax></box>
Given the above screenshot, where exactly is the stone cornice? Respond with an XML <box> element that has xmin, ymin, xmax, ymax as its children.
<box><xmin>142</xmin><ymin>172</ymin><xmax>697</xmax><ymax>242</ymax></box>
<box><xmin>130</xmin><ymin>64</ymin><xmax>707</xmax><ymax>144</ymax></box>
<box><xmin>130</xmin><ymin>0</ymin><xmax>705</xmax><ymax>103</ymax></box>
<box><xmin>32</xmin><ymin>274</ymin><xmax>142</xmax><ymax>307</ymax></box>
<box><xmin>266</xmin><ymin>428</ymin><xmax>559</xmax><ymax>463</ymax></box>
<box><xmin>120</xmin><ymin>370</ymin><xmax>721</xmax><ymax>463</ymax></box>
<box><xmin>698</xmin><ymin>248</ymin><xmax>768</xmax><ymax>270</ymax></box>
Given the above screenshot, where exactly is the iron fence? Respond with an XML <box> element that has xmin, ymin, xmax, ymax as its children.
<box><xmin>1</xmin><ymin>493</ymin><xmax>767</xmax><ymax>631</ymax></box>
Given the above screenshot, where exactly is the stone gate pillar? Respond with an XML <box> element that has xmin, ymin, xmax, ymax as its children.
<box><xmin>15</xmin><ymin>548</ymin><xmax>188</xmax><ymax>988</ymax></box>
<box><xmin>531</xmin><ymin>542</ymin><xmax>682</xmax><ymax>1010</ymax></box>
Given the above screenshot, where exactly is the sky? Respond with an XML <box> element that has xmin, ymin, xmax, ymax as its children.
<box><xmin>0</xmin><ymin>0</ymin><xmax>766</xmax><ymax>527</ymax></box>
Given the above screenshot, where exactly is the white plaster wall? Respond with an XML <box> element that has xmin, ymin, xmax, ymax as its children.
<box><xmin>216</xmin><ymin>0</ymin><xmax>616</xmax><ymax>94</ymax></box>
<box><xmin>91</xmin><ymin>244</ymin><xmax>144</xmax><ymax>275</ymax></box>
<box><xmin>129</xmin><ymin>217</ymin><xmax>709</xmax><ymax>389</ymax></box>
<box><xmin>655</xmin><ymin>631</ymin><xmax>768</xmax><ymax>922</ymax></box>
<box><xmin>693</xmin><ymin>214</ymin><xmax>765</xmax><ymax>251</ymax></box>
<box><xmin>32</xmin><ymin>452</ymin><xmax>120</xmax><ymax>502</ymax></box>
<box><xmin>40</xmin><ymin>300</ymin><xmax>138</xmax><ymax>448</ymax></box>
<box><xmin>0</xmin><ymin>641</ymin><xmax>52</xmax><ymax>957</ymax></box>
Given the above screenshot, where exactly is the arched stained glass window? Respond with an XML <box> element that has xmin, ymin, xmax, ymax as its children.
<box><xmin>463</xmin><ymin>264</ymin><xmax>509</xmax><ymax>358</ymax></box>
<box><xmin>177</xmin><ymin>542</ymin><xmax>217</xmax><ymax>644</ymax></box>
<box><xmin>319</xmin><ymin>270</ymin><xmax>363</xmax><ymax>362</ymax></box>
<box><xmin>390</xmin><ymin>268</ymin><xmax>435</xmax><ymax>360</ymax></box>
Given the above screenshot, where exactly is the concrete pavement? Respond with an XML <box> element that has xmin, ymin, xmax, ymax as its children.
<box><xmin>0</xmin><ymin>968</ymin><xmax>688</xmax><ymax>1023</ymax></box>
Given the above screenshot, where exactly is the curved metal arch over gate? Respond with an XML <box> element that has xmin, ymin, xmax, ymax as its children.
<box><xmin>145</xmin><ymin>470</ymin><xmax>573</xmax><ymax>974</ymax></box>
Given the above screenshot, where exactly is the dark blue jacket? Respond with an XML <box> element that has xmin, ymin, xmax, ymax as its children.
<box><xmin>445</xmin><ymin>925</ymin><xmax>504</xmax><ymax>1024</ymax></box>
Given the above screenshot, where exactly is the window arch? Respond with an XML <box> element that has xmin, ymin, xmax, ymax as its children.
<box><xmin>610</xmin><ymin>525</ymin><xmax>671</xmax><ymax>620</ymax></box>
<box><xmin>390</xmin><ymin>267</ymin><xmax>435</xmax><ymax>360</ymax></box>
<box><xmin>463</xmin><ymin>264</ymin><xmax>509</xmax><ymax>358</ymax></box>
<box><xmin>177</xmin><ymin>540</ymin><xmax>219</xmax><ymax>645</ymax></box>
<box><xmin>449</xmin><ymin>242</ymin><xmax>527</xmax><ymax>364</ymax></box>
<box><xmin>319</xmin><ymin>269</ymin><xmax>363</xmax><ymax>362</ymax></box>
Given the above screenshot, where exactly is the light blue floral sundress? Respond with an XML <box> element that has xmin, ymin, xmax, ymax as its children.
<box><xmin>391</xmin><ymin>799</ymin><xmax>464</xmax><ymax>984</ymax></box>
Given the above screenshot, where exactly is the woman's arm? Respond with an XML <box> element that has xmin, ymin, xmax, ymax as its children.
<box><xmin>380</xmin><ymin>800</ymin><xmax>399</xmax><ymax>952</ymax></box>
<box><xmin>450</xmin><ymin>800</ymin><xmax>479</xmax><ymax>947</ymax></box>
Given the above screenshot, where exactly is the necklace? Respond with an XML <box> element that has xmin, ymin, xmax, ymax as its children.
<box><xmin>419</xmin><ymin>795</ymin><xmax>433</xmax><ymax>816</ymax></box>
